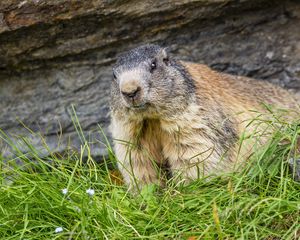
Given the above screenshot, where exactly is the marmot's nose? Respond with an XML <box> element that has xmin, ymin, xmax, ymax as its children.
<box><xmin>121</xmin><ymin>87</ymin><xmax>141</xmax><ymax>100</ymax></box>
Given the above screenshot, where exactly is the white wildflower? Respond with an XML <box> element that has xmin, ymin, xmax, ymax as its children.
<box><xmin>74</xmin><ymin>206</ymin><xmax>81</xmax><ymax>213</ymax></box>
<box><xmin>62</xmin><ymin>188</ymin><xmax>68</xmax><ymax>195</ymax></box>
<box><xmin>55</xmin><ymin>227</ymin><xmax>63</xmax><ymax>233</ymax></box>
<box><xmin>86</xmin><ymin>188</ymin><xmax>95</xmax><ymax>196</ymax></box>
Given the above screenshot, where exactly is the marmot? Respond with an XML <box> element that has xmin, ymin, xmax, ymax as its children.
<box><xmin>110</xmin><ymin>44</ymin><xmax>299</xmax><ymax>190</ymax></box>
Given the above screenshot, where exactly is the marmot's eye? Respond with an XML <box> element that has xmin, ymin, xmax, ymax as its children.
<box><xmin>113</xmin><ymin>72</ymin><xmax>117</xmax><ymax>79</ymax></box>
<box><xmin>150</xmin><ymin>60</ymin><xmax>156</xmax><ymax>71</ymax></box>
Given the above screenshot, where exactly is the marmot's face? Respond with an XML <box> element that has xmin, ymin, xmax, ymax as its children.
<box><xmin>111</xmin><ymin>44</ymin><xmax>191</xmax><ymax>116</ymax></box>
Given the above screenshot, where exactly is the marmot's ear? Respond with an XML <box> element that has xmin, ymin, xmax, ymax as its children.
<box><xmin>158</xmin><ymin>48</ymin><xmax>170</xmax><ymax>66</ymax></box>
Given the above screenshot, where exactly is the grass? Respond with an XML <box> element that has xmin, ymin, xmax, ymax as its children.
<box><xmin>0</xmin><ymin>109</ymin><xmax>300</xmax><ymax>239</ymax></box>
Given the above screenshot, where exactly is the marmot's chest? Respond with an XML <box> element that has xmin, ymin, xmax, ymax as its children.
<box><xmin>139</xmin><ymin>116</ymin><xmax>237</xmax><ymax>165</ymax></box>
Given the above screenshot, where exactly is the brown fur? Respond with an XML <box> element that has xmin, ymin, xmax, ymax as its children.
<box><xmin>110</xmin><ymin>46</ymin><xmax>299</xmax><ymax>190</ymax></box>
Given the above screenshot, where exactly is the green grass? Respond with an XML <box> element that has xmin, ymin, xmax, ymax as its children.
<box><xmin>1</xmin><ymin>110</ymin><xmax>300</xmax><ymax>239</ymax></box>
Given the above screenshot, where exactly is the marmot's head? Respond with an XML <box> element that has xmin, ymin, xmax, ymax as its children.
<box><xmin>111</xmin><ymin>44</ymin><xmax>195</xmax><ymax>116</ymax></box>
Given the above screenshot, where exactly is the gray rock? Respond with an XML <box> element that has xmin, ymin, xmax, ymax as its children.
<box><xmin>0</xmin><ymin>0</ymin><xmax>300</xmax><ymax>159</ymax></box>
<box><xmin>289</xmin><ymin>158</ymin><xmax>300</xmax><ymax>182</ymax></box>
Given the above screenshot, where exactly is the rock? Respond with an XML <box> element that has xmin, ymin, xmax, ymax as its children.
<box><xmin>289</xmin><ymin>158</ymin><xmax>300</xmax><ymax>182</ymax></box>
<box><xmin>1</xmin><ymin>0</ymin><xmax>300</xmax><ymax>159</ymax></box>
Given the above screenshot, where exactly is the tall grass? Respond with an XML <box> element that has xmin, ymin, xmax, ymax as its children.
<box><xmin>0</xmin><ymin>110</ymin><xmax>300</xmax><ymax>239</ymax></box>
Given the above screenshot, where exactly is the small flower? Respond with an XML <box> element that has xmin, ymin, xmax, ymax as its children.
<box><xmin>55</xmin><ymin>227</ymin><xmax>63</xmax><ymax>233</ymax></box>
<box><xmin>86</xmin><ymin>188</ymin><xmax>95</xmax><ymax>196</ymax></box>
<box><xmin>74</xmin><ymin>206</ymin><xmax>81</xmax><ymax>213</ymax></box>
<box><xmin>62</xmin><ymin>188</ymin><xmax>68</xmax><ymax>195</ymax></box>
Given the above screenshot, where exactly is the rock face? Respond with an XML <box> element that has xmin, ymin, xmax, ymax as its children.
<box><xmin>1</xmin><ymin>0</ymin><xmax>300</xmax><ymax>159</ymax></box>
